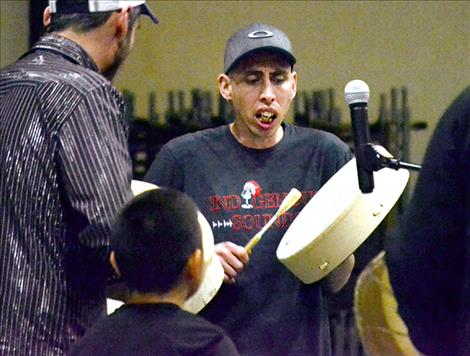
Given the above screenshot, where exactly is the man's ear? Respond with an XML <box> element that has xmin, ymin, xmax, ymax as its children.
<box><xmin>114</xmin><ymin>5</ymin><xmax>131</xmax><ymax>40</ymax></box>
<box><xmin>290</xmin><ymin>71</ymin><xmax>298</xmax><ymax>100</ymax></box>
<box><xmin>217</xmin><ymin>74</ymin><xmax>232</xmax><ymax>101</ymax></box>
<box><xmin>185</xmin><ymin>249</ymin><xmax>203</xmax><ymax>297</ymax></box>
<box><xmin>43</xmin><ymin>6</ymin><xmax>52</xmax><ymax>28</ymax></box>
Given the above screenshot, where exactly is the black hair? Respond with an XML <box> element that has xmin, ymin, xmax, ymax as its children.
<box><xmin>48</xmin><ymin>0</ymin><xmax>141</xmax><ymax>33</ymax></box>
<box><xmin>112</xmin><ymin>188</ymin><xmax>202</xmax><ymax>294</ymax></box>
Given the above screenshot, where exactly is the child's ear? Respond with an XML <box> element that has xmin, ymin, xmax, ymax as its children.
<box><xmin>185</xmin><ymin>249</ymin><xmax>203</xmax><ymax>297</ymax></box>
<box><xmin>109</xmin><ymin>251</ymin><xmax>121</xmax><ymax>277</ymax></box>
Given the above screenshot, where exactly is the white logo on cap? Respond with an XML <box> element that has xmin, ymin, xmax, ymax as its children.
<box><xmin>248</xmin><ymin>30</ymin><xmax>274</xmax><ymax>39</ymax></box>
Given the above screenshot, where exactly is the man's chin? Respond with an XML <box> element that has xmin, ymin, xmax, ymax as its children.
<box><xmin>103</xmin><ymin>56</ymin><xmax>127</xmax><ymax>81</ymax></box>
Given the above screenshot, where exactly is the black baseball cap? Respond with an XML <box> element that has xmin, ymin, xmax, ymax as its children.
<box><xmin>48</xmin><ymin>0</ymin><xmax>158</xmax><ymax>24</ymax></box>
<box><xmin>224</xmin><ymin>23</ymin><xmax>296</xmax><ymax>74</ymax></box>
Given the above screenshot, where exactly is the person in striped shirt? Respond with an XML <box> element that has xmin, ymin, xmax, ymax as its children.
<box><xmin>0</xmin><ymin>1</ymin><xmax>157</xmax><ymax>354</ymax></box>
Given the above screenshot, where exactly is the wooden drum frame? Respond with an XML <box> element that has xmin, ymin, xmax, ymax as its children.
<box><xmin>276</xmin><ymin>158</ymin><xmax>409</xmax><ymax>284</ymax></box>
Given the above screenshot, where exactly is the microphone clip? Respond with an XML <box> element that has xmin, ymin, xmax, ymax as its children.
<box><xmin>362</xmin><ymin>144</ymin><xmax>421</xmax><ymax>172</ymax></box>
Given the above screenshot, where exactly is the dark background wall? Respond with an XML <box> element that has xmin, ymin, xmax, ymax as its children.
<box><xmin>29</xmin><ymin>0</ymin><xmax>48</xmax><ymax>46</ymax></box>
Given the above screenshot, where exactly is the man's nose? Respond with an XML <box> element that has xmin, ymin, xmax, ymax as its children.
<box><xmin>260</xmin><ymin>80</ymin><xmax>275</xmax><ymax>104</ymax></box>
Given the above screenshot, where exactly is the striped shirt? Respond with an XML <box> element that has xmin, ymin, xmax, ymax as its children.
<box><xmin>0</xmin><ymin>34</ymin><xmax>133</xmax><ymax>355</ymax></box>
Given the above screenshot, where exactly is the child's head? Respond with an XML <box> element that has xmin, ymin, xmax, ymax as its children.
<box><xmin>112</xmin><ymin>188</ymin><xmax>203</xmax><ymax>297</ymax></box>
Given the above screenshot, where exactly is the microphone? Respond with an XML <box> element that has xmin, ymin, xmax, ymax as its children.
<box><xmin>344</xmin><ymin>80</ymin><xmax>374</xmax><ymax>193</ymax></box>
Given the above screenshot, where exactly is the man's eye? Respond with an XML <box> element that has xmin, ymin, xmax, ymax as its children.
<box><xmin>245</xmin><ymin>77</ymin><xmax>259</xmax><ymax>84</ymax></box>
<box><xmin>272</xmin><ymin>76</ymin><xmax>287</xmax><ymax>84</ymax></box>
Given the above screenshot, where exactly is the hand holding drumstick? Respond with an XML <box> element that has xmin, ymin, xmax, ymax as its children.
<box><xmin>214</xmin><ymin>188</ymin><xmax>302</xmax><ymax>284</ymax></box>
<box><xmin>245</xmin><ymin>188</ymin><xmax>302</xmax><ymax>254</ymax></box>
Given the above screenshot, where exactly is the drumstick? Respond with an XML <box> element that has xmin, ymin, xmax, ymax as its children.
<box><xmin>245</xmin><ymin>188</ymin><xmax>302</xmax><ymax>254</ymax></box>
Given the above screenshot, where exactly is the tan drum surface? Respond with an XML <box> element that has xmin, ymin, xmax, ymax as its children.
<box><xmin>130</xmin><ymin>180</ymin><xmax>158</xmax><ymax>196</ymax></box>
<box><xmin>183</xmin><ymin>212</ymin><xmax>224</xmax><ymax>314</ymax></box>
<box><xmin>276</xmin><ymin>157</ymin><xmax>409</xmax><ymax>284</ymax></box>
<box><xmin>354</xmin><ymin>251</ymin><xmax>421</xmax><ymax>355</ymax></box>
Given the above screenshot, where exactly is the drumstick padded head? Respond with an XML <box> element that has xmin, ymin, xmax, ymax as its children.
<box><xmin>277</xmin><ymin>188</ymin><xmax>302</xmax><ymax>216</ymax></box>
<box><xmin>245</xmin><ymin>188</ymin><xmax>301</xmax><ymax>254</ymax></box>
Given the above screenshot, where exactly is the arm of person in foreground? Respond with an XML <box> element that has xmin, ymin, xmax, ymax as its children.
<box><xmin>59</xmin><ymin>85</ymin><xmax>133</xmax><ymax>280</ymax></box>
<box><xmin>321</xmin><ymin>254</ymin><xmax>355</xmax><ymax>293</ymax></box>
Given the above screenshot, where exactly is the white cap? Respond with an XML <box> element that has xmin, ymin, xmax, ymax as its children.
<box><xmin>344</xmin><ymin>79</ymin><xmax>370</xmax><ymax>105</ymax></box>
<box><xmin>49</xmin><ymin>0</ymin><xmax>158</xmax><ymax>24</ymax></box>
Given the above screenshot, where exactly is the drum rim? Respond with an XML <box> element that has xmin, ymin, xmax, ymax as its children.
<box><xmin>183</xmin><ymin>250</ymin><xmax>224</xmax><ymax>313</ymax></box>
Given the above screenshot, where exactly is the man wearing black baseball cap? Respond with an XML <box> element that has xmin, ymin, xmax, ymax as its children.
<box><xmin>0</xmin><ymin>1</ymin><xmax>157</xmax><ymax>354</ymax></box>
<box><xmin>145</xmin><ymin>23</ymin><xmax>355</xmax><ymax>355</ymax></box>
<box><xmin>222</xmin><ymin>23</ymin><xmax>296</xmax><ymax>74</ymax></box>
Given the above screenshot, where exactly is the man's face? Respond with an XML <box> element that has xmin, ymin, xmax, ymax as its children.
<box><xmin>220</xmin><ymin>51</ymin><xmax>297</xmax><ymax>148</ymax></box>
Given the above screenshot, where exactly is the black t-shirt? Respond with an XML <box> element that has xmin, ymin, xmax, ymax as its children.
<box><xmin>70</xmin><ymin>303</ymin><xmax>239</xmax><ymax>355</ymax></box>
<box><xmin>145</xmin><ymin>124</ymin><xmax>353</xmax><ymax>355</ymax></box>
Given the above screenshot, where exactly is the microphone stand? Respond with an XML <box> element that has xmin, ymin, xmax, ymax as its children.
<box><xmin>362</xmin><ymin>143</ymin><xmax>421</xmax><ymax>172</ymax></box>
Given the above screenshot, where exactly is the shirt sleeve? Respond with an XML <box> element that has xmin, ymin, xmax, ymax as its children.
<box><xmin>58</xmin><ymin>84</ymin><xmax>133</xmax><ymax>269</ymax></box>
<box><xmin>144</xmin><ymin>141</ymin><xmax>185</xmax><ymax>190</ymax></box>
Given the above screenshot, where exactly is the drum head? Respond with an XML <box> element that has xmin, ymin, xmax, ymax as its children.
<box><xmin>183</xmin><ymin>211</ymin><xmax>224</xmax><ymax>314</ymax></box>
<box><xmin>130</xmin><ymin>179</ymin><xmax>159</xmax><ymax>195</ymax></box>
<box><xmin>354</xmin><ymin>251</ymin><xmax>421</xmax><ymax>355</ymax></box>
<box><xmin>276</xmin><ymin>158</ymin><xmax>409</xmax><ymax>284</ymax></box>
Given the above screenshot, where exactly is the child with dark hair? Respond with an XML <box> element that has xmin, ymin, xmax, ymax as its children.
<box><xmin>70</xmin><ymin>188</ymin><xmax>239</xmax><ymax>355</ymax></box>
